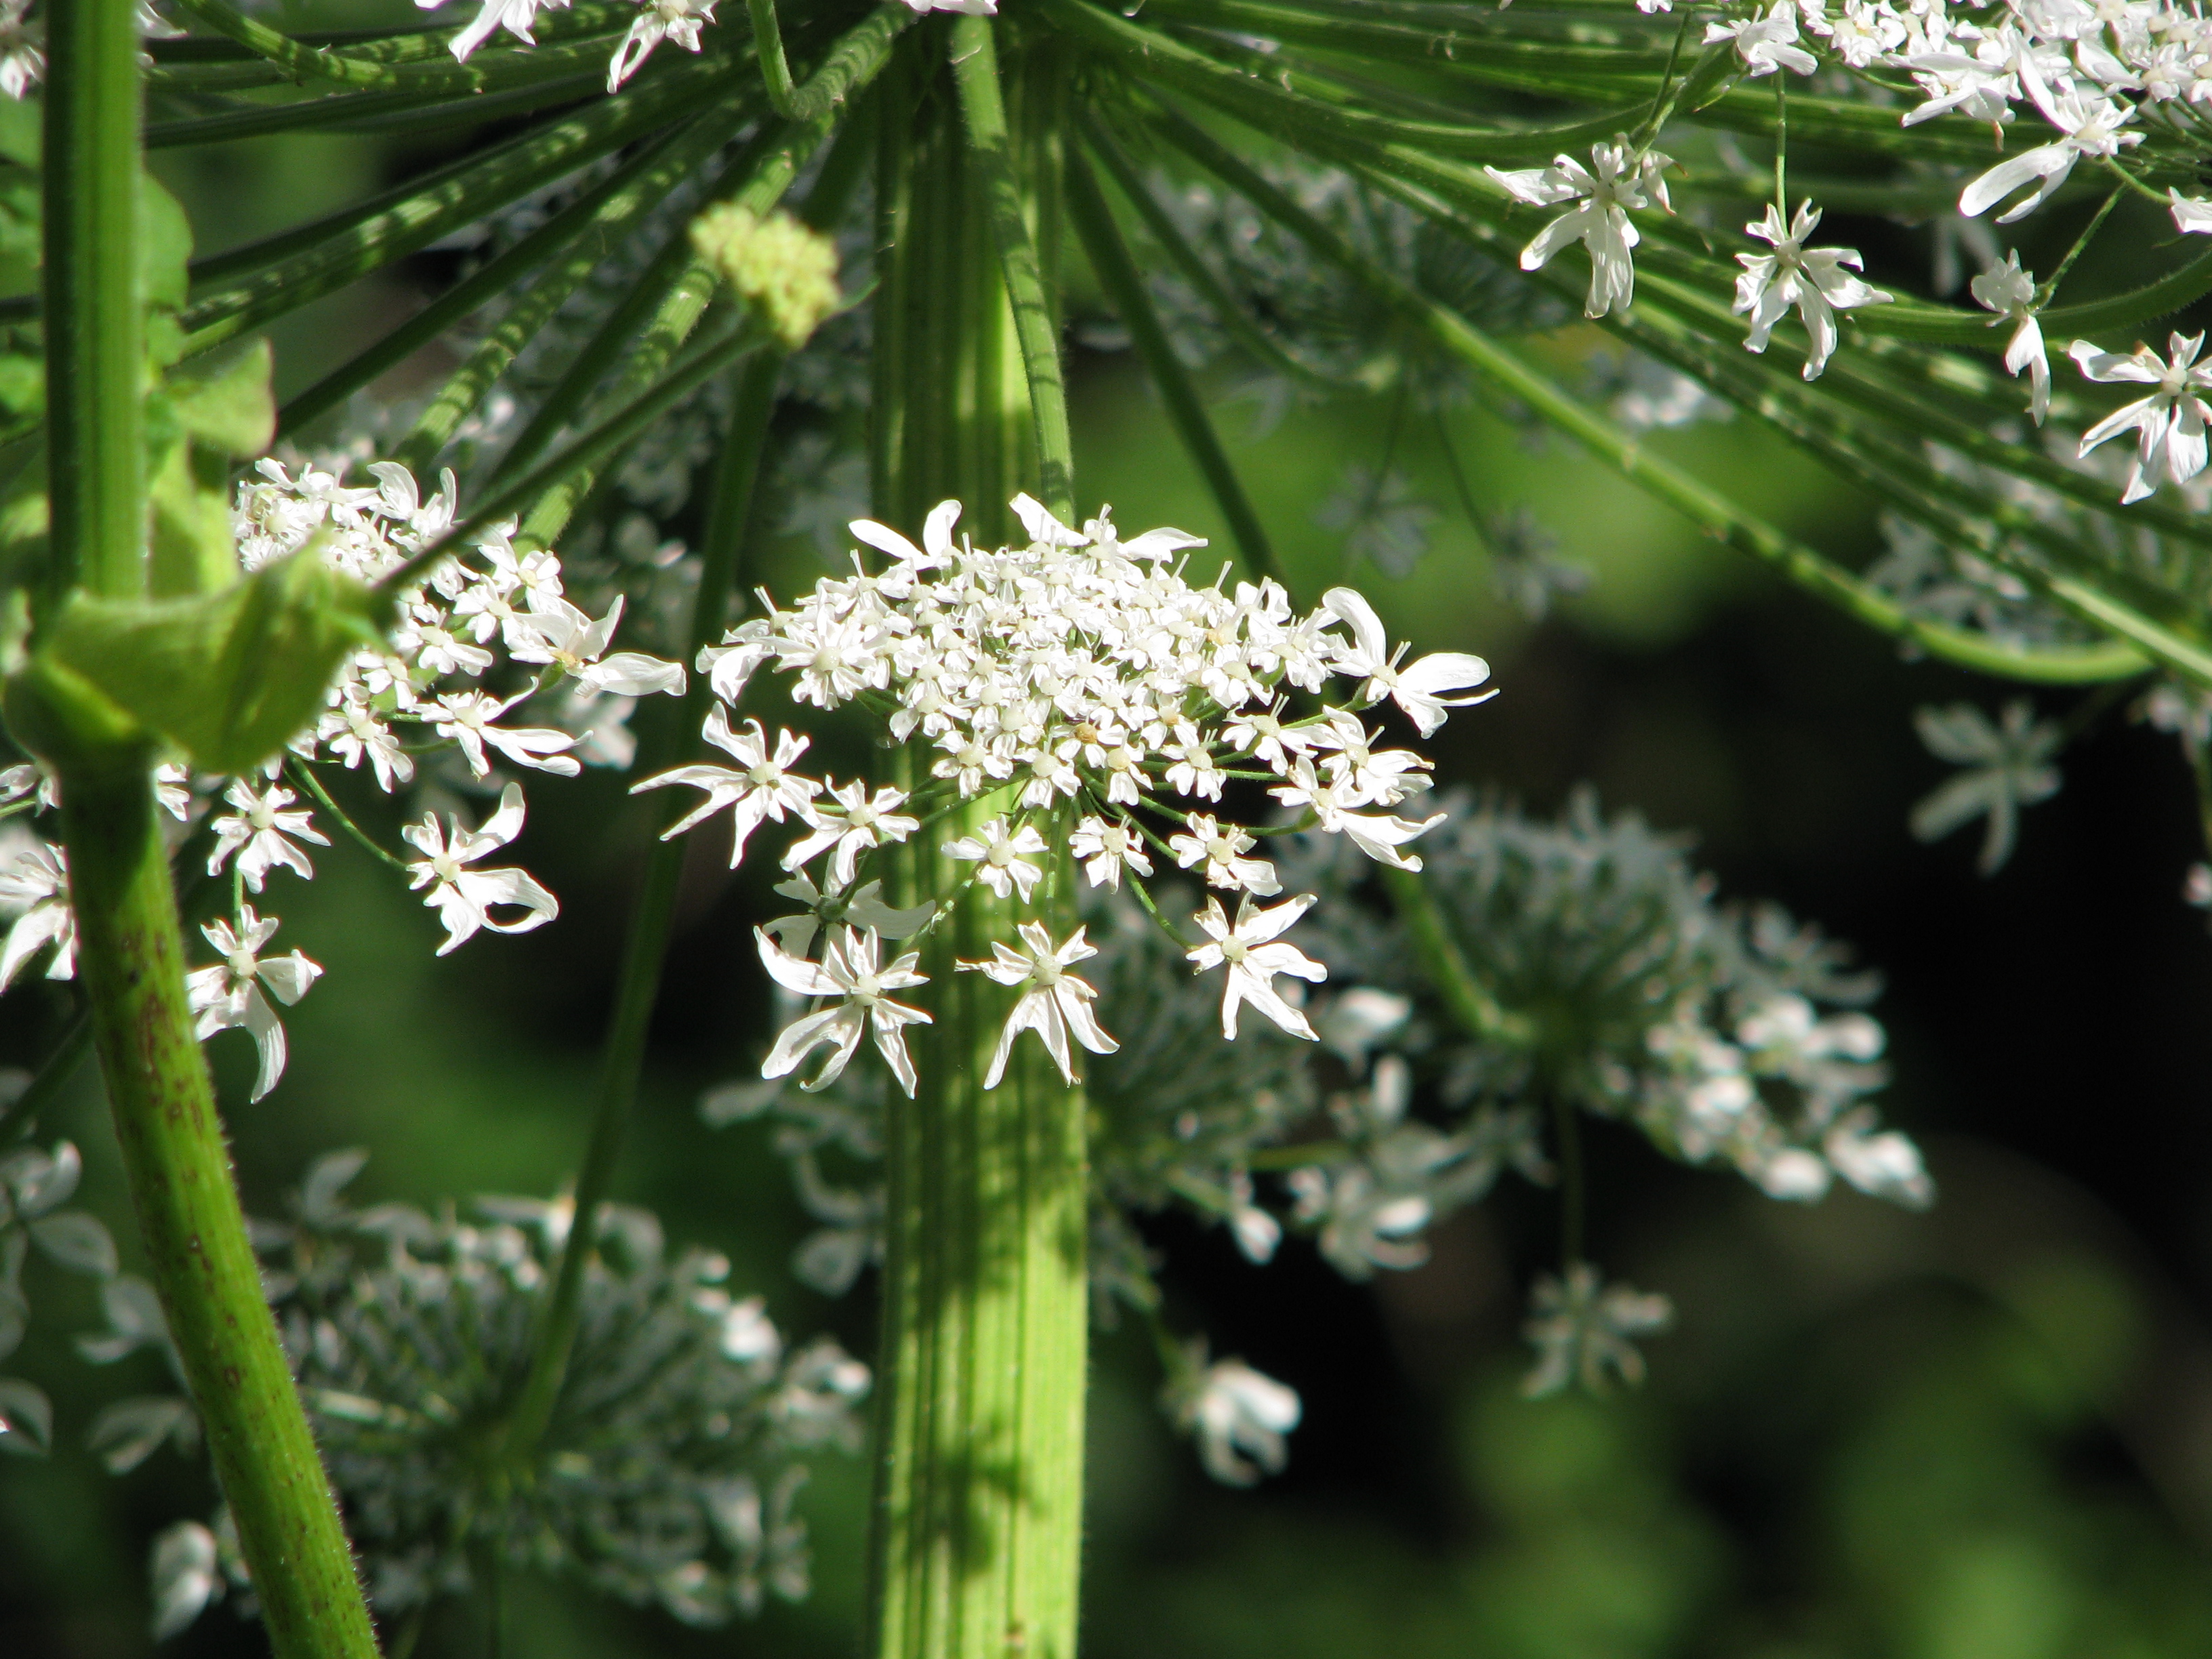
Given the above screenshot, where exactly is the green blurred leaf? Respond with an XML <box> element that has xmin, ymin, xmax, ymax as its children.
<box><xmin>30</xmin><ymin>549</ymin><xmax>389</xmax><ymax>775</ymax></box>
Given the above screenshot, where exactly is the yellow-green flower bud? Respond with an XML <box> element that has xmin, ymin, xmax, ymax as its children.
<box><xmin>689</xmin><ymin>205</ymin><xmax>840</xmax><ymax>351</ymax></box>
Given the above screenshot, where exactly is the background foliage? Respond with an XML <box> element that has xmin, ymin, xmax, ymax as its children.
<box><xmin>5</xmin><ymin>3</ymin><xmax>2212</xmax><ymax>1653</ymax></box>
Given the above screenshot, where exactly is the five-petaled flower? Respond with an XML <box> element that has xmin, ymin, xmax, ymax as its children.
<box><xmin>1486</xmin><ymin>140</ymin><xmax>1672</xmax><ymax>319</ymax></box>
<box><xmin>1187</xmin><ymin>893</ymin><xmax>1329</xmax><ymax>1042</ymax></box>
<box><xmin>785</xmin><ymin>781</ymin><xmax>920</xmax><ymax>890</ymax></box>
<box><xmin>1321</xmin><ymin>588</ymin><xmax>1494</xmax><ymax>738</ymax></box>
<box><xmin>2069</xmin><ymin>331</ymin><xmax>2212</xmax><ymax>502</ymax></box>
<box><xmin>403</xmin><ymin>783</ymin><xmax>560</xmax><ymax>956</ymax></box>
<box><xmin>632</xmin><ymin>710</ymin><xmax>822</xmax><ymax>867</ymax></box>
<box><xmin>207</xmin><ymin>778</ymin><xmax>331</xmax><ymax>893</ymax></box>
<box><xmin>943</xmin><ymin>816</ymin><xmax>1049</xmax><ymax>901</ymax></box>
<box><xmin>960</xmin><ymin>922</ymin><xmax>1118</xmax><ymax>1089</ymax></box>
<box><xmin>757</xmin><ymin>926</ymin><xmax>933</xmax><ymax>1097</ymax></box>
<box><xmin>1733</xmin><ymin>201</ymin><xmax>1891</xmax><ymax>380</ymax></box>
<box><xmin>186</xmin><ymin>909</ymin><xmax>323</xmax><ymax>1102</ymax></box>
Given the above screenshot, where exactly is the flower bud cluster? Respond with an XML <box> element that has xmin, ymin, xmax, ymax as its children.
<box><xmin>120</xmin><ymin>1151</ymin><xmax>868</xmax><ymax>1635</ymax></box>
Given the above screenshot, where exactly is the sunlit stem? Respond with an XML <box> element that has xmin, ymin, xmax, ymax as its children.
<box><xmin>35</xmin><ymin>11</ymin><xmax>380</xmax><ymax>1656</ymax></box>
<box><xmin>867</xmin><ymin>31</ymin><xmax>1086</xmax><ymax>1657</ymax></box>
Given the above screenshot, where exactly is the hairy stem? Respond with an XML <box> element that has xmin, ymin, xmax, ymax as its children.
<box><xmin>61</xmin><ymin>762</ymin><xmax>380</xmax><ymax>1659</ymax></box>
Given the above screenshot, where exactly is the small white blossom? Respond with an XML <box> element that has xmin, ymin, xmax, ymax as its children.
<box><xmin>1169</xmin><ymin>813</ymin><xmax>1282</xmax><ymax>896</ymax></box>
<box><xmin>0</xmin><ymin>841</ymin><xmax>73</xmax><ymax>990</ymax></box>
<box><xmin>1521</xmin><ymin>1264</ymin><xmax>1674</xmax><ymax>1396</ymax></box>
<box><xmin>432</xmin><ymin>691</ymin><xmax>582</xmax><ymax>779</ymax></box>
<box><xmin>1187</xmin><ymin>894</ymin><xmax>1328</xmax><ymax>1042</ymax></box>
<box><xmin>2069</xmin><ymin>331</ymin><xmax>2212</xmax><ymax>503</ymax></box>
<box><xmin>316</xmin><ymin>688</ymin><xmax>413</xmax><ymax>793</ymax></box>
<box><xmin>1959</xmin><ymin>91</ymin><xmax>2140</xmax><ymax>225</ymax></box>
<box><xmin>509</xmin><ymin>593</ymin><xmax>687</xmax><ymax>697</ymax></box>
<box><xmin>1704</xmin><ymin>1</ymin><xmax>1818</xmax><ymax>75</ymax></box>
<box><xmin>632</xmin><ymin>711</ymin><xmax>821</xmax><ymax>867</ymax></box>
<box><xmin>402</xmin><ymin>783</ymin><xmax>559</xmax><ymax>956</ymax></box>
<box><xmin>943</xmin><ymin>816</ymin><xmax>1049</xmax><ymax>902</ymax></box>
<box><xmin>756</xmin><ymin>926</ymin><xmax>931</xmax><ymax>1098</ymax></box>
<box><xmin>0</xmin><ymin>0</ymin><xmax>41</xmax><ymax>101</ymax></box>
<box><xmin>784</xmin><ymin>781</ymin><xmax>918</xmax><ymax>890</ymax></box>
<box><xmin>960</xmin><ymin>922</ymin><xmax>1118</xmax><ymax>1089</ymax></box>
<box><xmin>1069</xmin><ymin>816</ymin><xmax>1154</xmax><ymax>890</ymax></box>
<box><xmin>1733</xmin><ymin>201</ymin><xmax>1892</xmax><ymax>380</ymax></box>
<box><xmin>432</xmin><ymin>0</ymin><xmax>571</xmax><ymax>64</ymax></box>
<box><xmin>186</xmin><ymin>909</ymin><xmax>323</xmax><ymax>1102</ymax></box>
<box><xmin>1970</xmin><ymin>251</ymin><xmax>2050</xmax><ymax>424</ymax></box>
<box><xmin>207</xmin><ymin>779</ymin><xmax>331</xmax><ymax>894</ymax></box>
<box><xmin>1485</xmin><ymin>140</ymin><xmax>1671</xmax><ymax>318</ymax></box>
<box><xmin>762</xmin><ymin>874</ymin><xmax>935</xmax><ymax>959</ymax></box>
<box><xmin>608</xmin><ymin>0</ymin><xmax>716</xmax><ymax>92</ymax></box>
<box><xmin>1320</xmin><ymin>588</ymin><xmax>1494</xmax><ymax>737</ymax></box>
<box><xmin>1165</xmin><ymin>1346</ymin><xmax>1301</xmax><ymax>1486</ymax></box>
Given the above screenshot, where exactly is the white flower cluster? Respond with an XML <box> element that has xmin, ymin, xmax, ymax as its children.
<box><xmin>638</xmin><ymin>493</ymin><xmax>1494</xmax><ymax>1099</ymax></box>
<box><xmin>0</xmin><ymin>455</ymin><xmax>680</xmax><ymax>1103</ymax></box>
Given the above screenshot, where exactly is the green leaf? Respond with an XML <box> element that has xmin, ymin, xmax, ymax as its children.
<box><xmin>168</xmin><ymin>339</ymin><xmax>274</xmax><ymax>458</ymax></box>
<box><xmin>28</xmin><ymin>550</ymin><xmax>390</xmax><ymax>775</ymax></box>
<box><xmin>140</xmin><ymin>172</ymin><xmax>192</xmax><ymax>314</ymax></box>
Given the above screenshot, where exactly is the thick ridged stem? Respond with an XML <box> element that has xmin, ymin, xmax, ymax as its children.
<box><xmin>873</xmin><ymin>800</ymin><xmax>1090</xmax><ymax>1659</ymax></box>
<box><xmin>43</xmin><ymin>0</ymin><xmax>144</xmax><ymax>603</ymax></box>
<box><xmin>867</xmin><ymin>28</ymin><xmax>1088</xmax><ymax>1658</ymax></box>
<box><xmin>40</xmin><ymin>9</ymin><xmax>378</xmax><ymax>1655</ymax></box>
<box><xmin>59</xmin><ymin>764</ymin><xmax>380</xmax><ymax>1659</ymax></box>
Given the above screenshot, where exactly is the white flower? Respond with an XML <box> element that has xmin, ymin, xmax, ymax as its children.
<box><xmin>756</xmin><ymin>926</ymin><xmax>931</xmax><ymax>1097</ymax></box>
<box><xmin>1732</xmin><ymin>201</ymin><xmax>1892</xmax><ymax>380</ymax></box>
<box><xmin>1824</xmin><ymin>1109</ymin><xmax>1934</xmax><ymax>1207</ymax></box>
<box><xmin>431</xmin><ymin>0</ymin><xmax>571</xmax><ymax>63</ymax></box>
<box><xmin>2068</xmin><ymin>331</ymin><xmax>2212</xmax><ymax>502</ymax></box>
<box><xmin>1704</xmin><ymin>1</ymin><xmax>1818</xmax><ymax>76</ymax></box>
<box><xmin>607</xmin><ymin>0</ymin><xmax>716</xmax><ymax>92</ymax></box>
<box><xmin>431</xmin><ymin>691</ymin><xmax>582</xmax><ymax>779</ymax></box>
<box><xmin>207</xmin><ymin>779</ymin><xmax>331</xmax><ymax>893</ymax></box>
<box><xmin>2169</xmin><ymin>190</ymin><xmax>2212</xmax><ymax>235</ymax></box>
<box><xmin>762</xmin><ymin>873</ymin><xmax>935</xmax><ymax>958</ymax></box>
<box><xmin>0</xmin><ymin>0</ymin><xmax>43</xmax><ymax>101</ymax></box>
<box><xmin>1484</xmin><ymin>140</ymin><xmax>1671</xmax><ymax>319</ymax></box>
<box><xmin>1165</xmin><ymin>1347</ymin><xmax>1301</xmax><ymax>1486</ymax></box>
<box><xmin>1187</xmin><ymin>894</ymin><xmax>1328</xmax><ymax>1042</ymax></box>
<box><xmin>960</xmin><ymin>921</ymin><xmax>1118</xmax><ymax>1088</ymax></box>
<box><xmin>783</xmin><ymin>780</ymin><xmax>918</xmax><ymax>890</ymax></box>
<box><xmin>1068</xmin><ymin>816</ymin><xmax>1153</xmax><ymax>890</ymax></box>
<box><xmin>1909</xmin><ymin>698</ymin><xmax>2063</xmax><ymax>872</ymax></box>
<box><xmin>1319</xmin><ymin>588</ymin><xmax>1494</xmax><ymax>738</ymax></box>
<box><xmin>1169</xmin><ymin>813</ymin><xmax>1282</xmax><ymax>896</ymax></box>
<box><xmin>185</xmin><ymin>909</ymin><xmax>323</xmax><ymax>1103</ymax></box>
<box><xmin>1969</xmin><ymin>251</ymin><xmax>2050</xmax><ymax>424</ymax></box>
<box><xmin>698</xmin><ymin>618</ymin><xmax>775</xmax><ymax>704</ymax></box>
<box><xmin>1269</xmin><ymin>758</ymin><xmax>1441</xmax><ymax>872</ymax></box>
<box><xmin>1521</xmin><ymin>1264</ymin><xmax>1674</xmax><ymax>1397</ymax></box>
<box><xmin>632</xmin><ymin>710</ymin><xmax>821</xmax><ymax>867</ymax></box>
<box><xmin>1959</xmin><ymin>91</ymin><xmax>2140</xmax><ymax>225</ymax></box>
<box><xmin>402</xmin><ymin>783</ymin><xmax>559</xmax><ymax>956</ymax></box>
<box><xmin>508</xmin><ymin>592</ymin><xmax>687</xmax><ymax>697</ymax></box>
<box><xmin>316</xmin><ymin>688</ymin><xmax>413</xmax><ymax>792</ymax></box>
<box><xmin>0</xmin><ymin>841</ymin><xmax>73</xmax><ymax>990</ymax></box>
<box><xmin>943</xmin><ymin>816</ymin><xmax>1049</xmax><ymax>902</ymax></box>
<box><xmin>901</xmin><ymin>0</ymin><xmax>995</xmax><ymax>13</ymax></box>
<box><xmin>850</xmin><ymin>499</ymin><xmax>962</xmax><ymax>569</ymax></box>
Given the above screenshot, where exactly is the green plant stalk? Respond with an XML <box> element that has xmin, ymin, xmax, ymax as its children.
<box><xmin>874</xmin><ymin>802</ymin><xmax>1089</xmax><ymax>1659</ymax></box>
<box><xmin>148</xmin><ymin>70</ymin><xmax>611</xmax><ymax>151</ymax></box>
<box><xmin>281</xmin><ymin>112</ymin><xmax>727</xmax><ymax>438</ymax></box>
<box><xmin>1380</xmin><ymin>865</ymin><xmax>1533</xmax><ymax>1048</ymax></box>
<box><xmin>169</xmin><ymin>0</ymin><xmax>626</xmax><ymax>94</ymax></box>
<box><xmin>42</xmin><ymin>0</ymin><xmax>142</xmax><ymax>604</ymax></box>
<box><xmin>501</xmin><ymin>344</ymin><xmax>785</xmax><ymax>1461</ymax></box>
<box><xmin>952</xmin><ymin>14</ymin><xmax>1076</xmax><ymax>525</ymax></box>
<box><xmin>1065</xmin><ymin>142</ymin><xmax>1286</xmax><ymax>587</ymax></box>
<box><xmin>867</xmin><ymin>35</ymin><xmax>1086</xmax><ymax>1657</ymax></box>
<box><xmin>392</xmin><ymin>108</ymin><xmax>743</xmax><ymax>474</ymax></box>
<box><xmin>58</xmin><ymin>760</ymin><xmax>381</xmax><ymax>1659</ymax></box>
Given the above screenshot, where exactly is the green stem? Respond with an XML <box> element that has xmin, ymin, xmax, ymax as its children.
<box><xmin>42</xmin><ymin>0</ymin><xmax>144</xmax><ymax>605</ymax></box>
<box><xmin>1064</xmin><ymin>143</ymin><xmax>1285</xmax><ymax>588</ymax></box>
<box><xmin>951</xmin><ymin>14</ymin><xmax>1076</xmax><ymax>525</ymax></box>
<box><xmin>501</xmin><ymin>347</ymin><xmax>784</xmax><ymax>1462</ymax></box>
<box><xmin>60</xmin><ymin>762</ymin><xmax>379</xmax><ymax>1659</ymax></box>
<box><xmin>1380</xmin><ymin>865</ymin><xmax>1534</xmax><ymax>1048</ymax></box>
<box><xmin>749</xmin><ymin>0</ymin><xmax>803</xmax><ymax>115</ymax></box>
<box><xmin>280</xmin><ymin>113</ymin><xmax>726</xmax><ymax>439</ymax></box>
<box><xmin>169</xmin><ymin>0</ymin><xmax>628</xmax><ymax>94</ymax></box>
